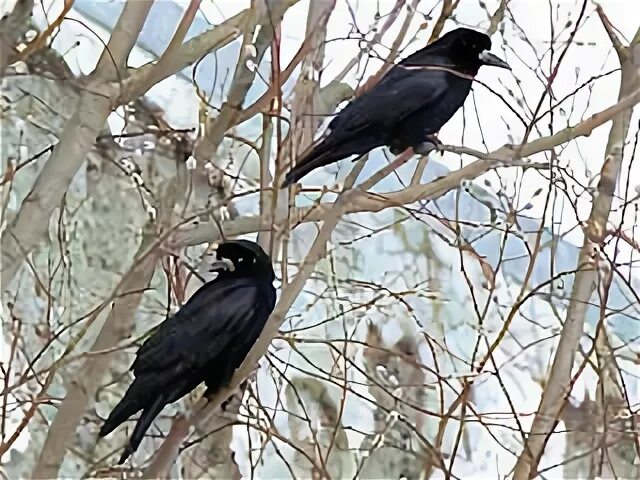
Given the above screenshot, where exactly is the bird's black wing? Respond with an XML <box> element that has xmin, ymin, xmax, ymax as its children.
<box><xmin>327</xmin><ymin>66</ymin><xmax>453</xmax><ymax>136</ymax></box>
<box><xmin>131</xmin><ymin>279</ymin><xmax>272</xmax><ymax>378</ymax></box>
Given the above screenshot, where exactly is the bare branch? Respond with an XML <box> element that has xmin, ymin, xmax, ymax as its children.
<box><xmin>335</xmin><ymin>0</ymin><xmax>414</xmax><ymax>93</ymax></box>
<box><xmin>594</xmin><ymin>4</ymin><xmax>628</xmax><ymax>61</ymax></box>
<box><xmin>192</xmin><ymin>0</ymin><xmax>300</xmax><ymax>163</ymax></box>
<box><xmin>512</xmin><ymin>21</ymin><xmax>640</xmax><ymax>480</ymax></box>
<box><xmin>0</xmin><ymin>0</ymin><xmax>33</xmax><ymax>75</ymax></box>
<box><xmin>1</xmin><ymin>0</ymin><xmax>154</xmax><ymax>289</ymax></box>
<box><xmin>30</xmin><ymin>137</ymin><xmax>190</xmax><ymax>478</ymax></box>
<box><xmin>142</xmin><ymin>159</ymin><xmax>368</xmax><ymax>477</ymax></box>
<box><xmin>267</xmin><ymin>0</ymin><xmax>336</xmax><ymax>254</ymax></box>
<box><xmin>172</xmin><ymin>82</ymin><xmax>640</xmax><ymax>248</ymax></box>
<box><xmin>118</xmin><ymin>10</ymin><xmax>248</xmax><ymax>103</ymax></box>
<box><xmin>428</xmin><ymin>0</ymin><xmax>457</xmax><ymax>43</ymax></box>
<box><xmin>487</xmin><ymin>0</ymin><xmax>509</xmax><ymax>35</ymax></box>
<box><xmin>30</xmin><ymin>235</ymin><xmax>159</xmax><ymax>479</ymax></box>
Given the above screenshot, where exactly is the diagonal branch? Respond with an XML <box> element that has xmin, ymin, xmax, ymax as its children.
<box><xmin>192</xmin><ymin>0</ymin><xmax>300</xmax><ymax>163</ymax></box>
<box><xmin>171</xmin><ymin>82</ymin><xmax>640</xmax><ymax>249</ymax></box>
<box><xmin>0</xmin><ymin>0</ymin><xmax>34</xmax><ymax>75</ymax></box>
<box><xmin>30</xmin><ymin>236</ymin><xmax>159</xmax><ymax>479</ymax></box>
<box><xmin>595</xmin><ymin>4</ymin><xmax>628</xmax><ymax>61</ymax></box>
<box><xmin>428</xmin><ymin>0</ymin><xmax>458</xmax><ymax>43</ymax></box>
<box><xmin>118</xmin><ymin>10</ymin><xmax>248</xmax><ymax>103</ymax></box>
<box><xmin>142</xmin><ymin>158</ymin><xmax>368</xmax><ymax>478</ymax></box>
<box><xmin>30</xmin><ymin>140</ymin><xmax>190</xmax><ymax>479</ymax></box>
<box><xmin>512</xmin><ymin>18</ymin><xmax>640</xmax><ymax>480</ymax></box>
<box><xmin>1</xmin><ymin>0</ymin><xmax>154</xmax><ymax>289</ymax></box>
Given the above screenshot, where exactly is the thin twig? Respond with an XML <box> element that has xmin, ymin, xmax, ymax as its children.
<box><xmin>512</xmin><ymin>19</ymin><xmax>640</xmax><ymax>480</ymax></box>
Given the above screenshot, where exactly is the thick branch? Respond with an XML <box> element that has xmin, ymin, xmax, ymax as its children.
<box><xmin>428</xmin><ymin>0</ymin><xmax>457</xmax><ymax>43</ymax></box>
<box><xmin>512</xmin><ymin>20</ymin><xmax>640</xmax><ymax>480</ymax></box>
<box><xmin>30</xmin><ymin>236</ymin><xmax>159</xmax><ymax>479</ymax></box>
<box><xmin>1</xmin><ymin>0</ymin><xmax>154</xmax><ymax>288</ymax></box>
<box><xmin>0</xmin><ymin>0</ymin><xmax>33</xmax><ymax>75</ymax></box>
<box><xmin>172</xmin><ymin>83</ymin><xmax>640</xmax><ymax>248</ymax></box>
<box><xmin>118</xmin><ymin>10</ymin><xmax>247</xmax><ymax>103</ymax></box>
<box><xmin>30</xmin><ymin>137</ymin><xmax>190</xmax><ymax>478</ymax></box>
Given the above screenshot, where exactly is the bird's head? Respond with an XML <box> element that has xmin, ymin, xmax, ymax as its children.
<box><xmin>209</xmin><ymin>239</ymin><xmax>275</xmax><ymax>281</ymax></box>
<box><xmin>431</xmin><ymin>27</ymin><xmax>511</xmax><ymax>74</ymax></box>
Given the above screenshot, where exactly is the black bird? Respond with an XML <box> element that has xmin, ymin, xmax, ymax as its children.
<box><xmin>98</xmin><ymin>239</ymin><xmax>276</xmax><ymax>464</ymax></box>
<box><xmin>281</xmin><ymin>28</ymin><xmax>510</xmax><ymax>187</ymax></box>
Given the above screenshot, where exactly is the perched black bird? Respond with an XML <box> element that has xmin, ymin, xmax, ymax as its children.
<box><xmin>281</xmin><ymin>28</ymin><xmax>510</xmax><ymax>187</ymax></box>
<box><xmin>98</xmin><ymin>240</ymin><xmax>276</xmax><ymax>464</ymax></box>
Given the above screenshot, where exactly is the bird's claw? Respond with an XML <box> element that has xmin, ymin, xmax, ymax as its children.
<box><xmin>389</xmin><ymin>144</ymin><xmax>405</xmax><ymax>156</ymax></box>
<box><xmin>415</xmin><ymin>135</ymin><xmax>444</xmax><ymax>156</ymax></box>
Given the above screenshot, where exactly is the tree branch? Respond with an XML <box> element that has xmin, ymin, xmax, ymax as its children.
<box><xmin>1</xmin><ymin>0</ymin><xmax>154</xmax><ymax>289</ymax></box>
<box><xmin>142</xmin><ymin>158</ymin><xmax>368</xmax><ymax>477</ymax></box>
<box><xmin>30</xmin><ymin>137</ymin><xmax>190</xmax><ymax>479</ymax></box>
<box><xmin>30</xmin><ymin>234</ymin><xmax>159</xmax><ymax>479</ymax></box>
<box><xmin>171</xmin><ymin>82</ymin><xmax>640</xmax><ymax>249</ymax></box>
<box><xmin>267</xmin><ymin>0</ymin><xmax>336</xmax><ymax>257</ymax></box>
<box><xmin>118</xmin><ymin>10</ymin><xmax>247</xmax><ymax>103</ymax></box>
<box><xmin>428</xmin><ymin>0</ymin><xmax>457</xmax><ymax>43</ymax></box>
<box><xmin>512</xmin><ymin>18</ymin><xmax>640</xmax><ymax>480</ymax></box>
<box><xmin>192</xmin><ymin>0</ymin><xmax>300</xmax><ymax>163</ymax></box>
<box><xmin>0</xmin><ymin>0</ymin><xmax>33</xmax><ymax>75</ymax></box>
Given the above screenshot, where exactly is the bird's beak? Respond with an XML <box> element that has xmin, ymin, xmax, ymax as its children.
<box><xmin>210</xmin><ymin>257</ymin><xmax>235</xmax><ymax>272</ymax></box>
<box><xmin>479</xmin><ymin>50</ymin><xmax>511</xmax><ymax>70</ymax></box>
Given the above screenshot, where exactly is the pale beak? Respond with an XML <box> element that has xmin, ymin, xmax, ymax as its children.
<box><xmin>210</xmin><ymin>257</ymin><xmax>235</xmax><ymax>272</ymax></box>
<box><xmin>479</xmin><ymin>50</ymin><xmax>511</xmax><ymax>70</ymax></box>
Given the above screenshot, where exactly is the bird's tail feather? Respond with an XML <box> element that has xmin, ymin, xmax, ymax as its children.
<box><xmin>98</xmin><ymin>381</ymin><xmax>147</xmax><ymax>439</ymax></box>
<box><xmin>118</xmin><ymin>394</ymin><xmax>167</xmax><ymax>464</ymax></box>
<box><xmin>282</xmin><ymin>134</ymin><xmax>382</xmax><ymax>187</ymax></box>
<box><xmin>282</xmin><ymin>151</ymin><xmax>336</xmax><ymax>187</ymax></box>
<box><xmin>282</xmin><ymin>141</ymin><xmax>339</xmax><ymax>188</ymax></box>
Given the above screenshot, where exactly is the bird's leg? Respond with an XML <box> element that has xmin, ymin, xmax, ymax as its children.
<box><xmin>389</xmin><ymin>143</ymin><xmax>405</xmax><ymax>156</ymax></box>
<box><xmin>414</xmin><ymin>133</ymin><xmax>444</xmax><ymax>156</ymax></box>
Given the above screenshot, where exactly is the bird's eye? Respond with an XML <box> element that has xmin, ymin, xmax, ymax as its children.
<box><xmin>238</xmin><ymin>258</ymin><xmax>243</xmax><ymax>262</ymax></box>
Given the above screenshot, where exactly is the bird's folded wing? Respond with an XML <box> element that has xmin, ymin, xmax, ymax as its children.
<box><xmin>328</xmin><ymin>67</ymin><xmax>451</xmax><ymax>134</ymax></box>
<box><xmin>131</xmin><ymin>282</ymin><xmax>264</xmax><ymax>375</ymax></box>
